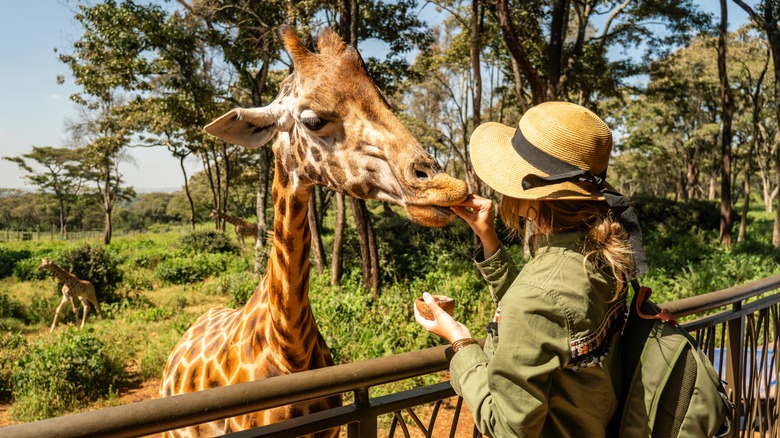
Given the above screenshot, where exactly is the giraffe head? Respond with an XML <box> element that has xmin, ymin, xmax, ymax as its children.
<box><xmin>208</xmin><ymin>209</ymin><xmax>218</xmax><ymax>219</ymax></box>
<box><xmin>205</xmin><ymin>27</ymin><xmax>468</xmax><ymax>227</ymax></box>
<box><xmin>37</xmin><ymin>258</ymin><xmax>51</xmax><ymax>271</ymax></box>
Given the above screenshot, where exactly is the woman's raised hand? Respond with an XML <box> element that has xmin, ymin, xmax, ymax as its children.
<box><xmin>450</xmin><ymin>194</ymin><xmax>500</xmax><ymax>258</ymax></box>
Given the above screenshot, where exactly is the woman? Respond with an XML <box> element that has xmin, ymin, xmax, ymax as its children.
<box><xmin>415</xmin><ymin>101</ymin><xmax>646</xmax><ymax>437</ymax></box>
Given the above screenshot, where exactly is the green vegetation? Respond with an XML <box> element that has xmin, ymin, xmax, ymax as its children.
<box><xmin>0</xmin><ymin>196</ymin><xmax>778</xmax><ymax>423</ymax></box>
<box><xmin>10</xmin><ymin>328</ymin><xmax>125</xmax><ymax>421</ymax></box>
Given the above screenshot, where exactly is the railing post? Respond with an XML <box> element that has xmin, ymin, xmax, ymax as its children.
<box><xmin>348</xmin><ymin>388</ymin><xmax>376</xmax><ymax>438</ymax></box>
<box><xmin>726</xmin><ymin>302</ymin><xmax>744</xmax><ymax>431</ymax></box>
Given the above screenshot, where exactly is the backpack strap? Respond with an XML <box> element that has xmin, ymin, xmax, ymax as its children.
<box><xmin>632</xmin><ymin>281</ymin><xmax>678</xmax><ymax>327</ymax></box>
<box><xmin>608</xmin><ymin>280</ymin><xmax>678</xmax><ymax>436</ymax></box>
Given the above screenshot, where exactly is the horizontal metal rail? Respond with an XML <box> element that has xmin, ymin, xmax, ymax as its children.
<box><xmin>4</xmin><ymin>275</ymin><xmax>780</xmax><ymax>437</ymax></box>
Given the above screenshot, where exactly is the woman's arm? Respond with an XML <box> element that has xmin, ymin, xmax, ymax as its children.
<box><xmin>451</xmin><ymin>283</ymin><xmax>570</xmax><ymax>437</ymax></box>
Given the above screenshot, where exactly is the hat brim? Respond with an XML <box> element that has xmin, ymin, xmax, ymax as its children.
<box><xmin>469</xmin><ymin>122</ymin><xmax>613</xmax><ymax>200</ymax></box>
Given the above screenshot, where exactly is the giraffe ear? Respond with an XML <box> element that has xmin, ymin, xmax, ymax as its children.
<box><xmin>204</xmin><ymin>107</ymin><xmax>284</xmax><ymax>149</ymax></box>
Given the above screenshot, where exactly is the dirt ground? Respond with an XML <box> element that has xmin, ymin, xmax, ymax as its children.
<box><xmin>0</xmin><ymin>377</ymin><xmax>481</xmax><ymax>437</ymax></box>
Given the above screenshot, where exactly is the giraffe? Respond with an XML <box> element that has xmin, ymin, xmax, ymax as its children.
<box><xmin>159</xmin><ymin>27</ymin><xmax>468</xmax><ymax>437</ymax></box>
<box><xmin>208</xmin><ymin>209</ymin><xmax>259</xmax><ymax>248</ymax></box>
<box><xmin>37</xmin><ymin>258</ymin><xmax>103</xmax><ymax>332</ymax></box>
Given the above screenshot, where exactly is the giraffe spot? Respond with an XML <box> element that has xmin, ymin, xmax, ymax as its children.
<box><xmin>328</xmin><ymin>161</ymin><xmax>347</xmax><ymax>185</ymax></box>
<box><xmin>303</xmin><ymin>163</ymin><xmax>318</xmax><ymax>181</ymax></box>
<box><xmin>189</xmin><ymin>364</ymin><xmax>202</xmax><ymax>383</ymax></box>
<box><xmin>352</xmin><ymin>184</ymin><xmax>370</xmax><ymax>198</ymax></box>
<box><xmin>242</xmin><ymin>339</ymin><xmax>255</xmax><ymax>360</ymax></box>
<box><xmin>348</xmin><ymin>160</ymin><xmax>359</xmax><ymax>177</ymax></box>
<box><xmin>233</xmin><ymin>368</ymin><xmax>250</xmax><ymax>383</ymax></box>
<box><xmin>224</xmin><ymin>347</ymin><xmax>239</xmax><ymax>375</ymax></box>
<box><xmin>310</xmin><ymin>147</ymin><xmax>322</xmax><ymax>162</ymax></box>
<box><xmin>277</xmin><ymin>197</ymin><xmax>287</xmax><ymax>217</ymax></box>
<box><xmin>289</xmin><ymin>197</ymin><xmax>305</xmax><ymax>218</ymax></box>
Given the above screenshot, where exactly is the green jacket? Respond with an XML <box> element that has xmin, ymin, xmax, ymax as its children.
<box><xmin>450</xmin><ymin>231</ymin><xmax>627</xmax><ymax>438</ymax></box>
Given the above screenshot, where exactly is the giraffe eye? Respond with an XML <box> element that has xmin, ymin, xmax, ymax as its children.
<box><xmin>300</xmin><ymin>110</ymin><xmax>328</xmax><ymax>132</ymax></box>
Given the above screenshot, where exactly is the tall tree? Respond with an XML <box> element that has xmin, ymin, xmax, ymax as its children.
<box><xmin>491</xmin><ymin>0</ymin><xmax>710</xmax><ymax>106</ymax></box>
<box><xmin>58</xmin><ymin>1</ymin><xmax>162</xmax><ymax>244</ymax></box>
<box><xmin>3</xmin><ymin>146</ymin><xmax>88</xmax><ymax>236</ymax></box>
<box><xmin>732</xmin><ymin>0</ymin><xmax>780</xmax><ymax>246</ymax></box>
<box><xmin>177</xmin><ymin>0</ymin><xmax>290</xmax><ymax>272</ymax></box>
<box><xmin>718</xmin><ymin>0</ymin><xmax>735</xmax><ymax>247</ymax></box>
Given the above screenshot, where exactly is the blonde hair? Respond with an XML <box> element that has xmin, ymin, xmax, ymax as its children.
<box><xmin>500</xmin><ymin>197</ymin><xmax>634</xmax><ymax>298</ymax></box>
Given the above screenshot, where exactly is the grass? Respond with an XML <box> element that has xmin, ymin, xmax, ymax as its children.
<box><xmin>2</xmin><ymin>197</ymin><xmax>780</xmax><ymax>423</ymax></box>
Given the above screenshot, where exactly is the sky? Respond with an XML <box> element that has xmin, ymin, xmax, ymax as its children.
<box><xmin>0</xmin><ymin>1</ymin><xmax>198</xmax><ymax>192</ymax></box>
<box><xmin>0</xmin><ymin>1</ymin><xmax>751</xmax><ymax>192</ymax></box>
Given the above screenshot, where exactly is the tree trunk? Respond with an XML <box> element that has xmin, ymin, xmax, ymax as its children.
<box><xmin>330</xmin><ymin>192</ymin><xmax>345</xmax><ymax>285</ymax></box>
<box><xmin>58</xmin><ymin>196</ymin><xmax>67</xmax><ymax>236</ymax></box>
<box><xmin>547</xmin><ymin>0</ymin><xmax>568</xmax><ymax>100</ymax></box>
<box><xmin>774</xmin><ymin>155</ymin><xmax>780</xmax><ymax>246</ymax></box>
<box><xmin>685</xmin><ymin>148</ymin><xmax>698</xmax><ymax>199</ymax></box>
<box><xmin>732</xmin><ymin>0</ymin><xmax>780</xmax><ymax>245</ymax></box>
<box><xmin>308</xmin><ymin>196</ymin><xmax>326</xmax><ymax>275</ymax></box>
<box><xmin>470</xmin><ymin>0</ymin><xmax>482</xmax><ymax>128</ymax></box>
<box><xmin>179</xmin><ymin>155</ymin><xmax>196</xmax><ymax>231</ymax></box>
<box><xmin>351</xmin><ymin>198</ymin><xmax>379</xmax><ymax>297</ymax></box>
<box><xmin>102</xmin><ymin>166</ymin><xmax>113</xmax><ymax>245</ymax></box>
<box><xmin>495</xmin><ymin>0</ymin><xmax>545</xmax><ymax>104</ymax></box>
<box><xmin>718</xmin><ymin>0</ymin><xmax>733</xmax><ymax>247</ymax></box>
<box><xmin>739</xmin><ymin>47</ymin><xmax>768</xmax><ymax>242</ymax></box>
<box><xmin>254</xmin><ymin>148</ymin><xmax>272</xmax><ymax>274</ymax></box>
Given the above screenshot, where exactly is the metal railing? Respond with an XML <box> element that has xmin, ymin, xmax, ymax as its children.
<box><xmin>4</xmin><ymin>274</ymin><xmax>780</xmax><ymax>437</ymax></box>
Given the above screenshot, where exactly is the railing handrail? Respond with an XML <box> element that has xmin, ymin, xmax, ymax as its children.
<box><xmin>661</xmin><ymin>273</ymin><xmax>780</xmax><ymax>318</ymax></box>
<box><xmin>0</xmin><ymin>344</ymin><xmax>455</xmax><ymax>438</ymax></box>
<box><xmin>3</xmin><ymin>274</ymin><xmax>780</xmax><ymax>438</ymax></box>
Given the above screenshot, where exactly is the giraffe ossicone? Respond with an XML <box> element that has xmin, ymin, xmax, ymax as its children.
<box><xmin>160</xmin><ymin>26</ymin><xmax>468</xmax><ymax>437</ymax></box>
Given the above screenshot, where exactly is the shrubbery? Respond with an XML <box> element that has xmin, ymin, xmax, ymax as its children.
<box><xmin>0</xmin><ymin>331</ymin><xmax>28</xmax><ymax>403</ymax></box>
<box><xmin>218</xmin><ymin>272</ymin><xmax>258</xmax><ymax>308</ymax></box>
<box><xmin>179</xmin><ymin>230</ymin><xmax>239</xmax><ymax>254</ymax></box>
<box><xmin>12</xmin><ymin>256</ymin><xmax>50</xmax><ymax>281</ymax></box>
<box><xmin>0</xmin><ymin>248</ymin><xmax>30</xmax><ymax>279</ymax></box>
<box><xmin>0</xmin><ymin>292</ymin><xmax>28</xmax><ymax>324</ymax></box>
<box><xmin>10</xmin><ymin>328</ymin><xmax>126</xmax><ymax>421</ymax></box>
<box><xmin>155</xmin><ymin>252</ymin><xmax>234</xmax><ymax>284</ymax></box>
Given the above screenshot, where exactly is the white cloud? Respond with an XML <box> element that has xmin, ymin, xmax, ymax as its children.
<box><xmin>42</xmin><ymin>94</ymin><xmax>62</xmax><ymax>101</ymax></box>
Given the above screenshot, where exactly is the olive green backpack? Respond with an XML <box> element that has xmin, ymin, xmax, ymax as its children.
<box><xmin>613</xmin><ymin>282</ymin><xmax>736</xmax><ymax>437</ymax></box>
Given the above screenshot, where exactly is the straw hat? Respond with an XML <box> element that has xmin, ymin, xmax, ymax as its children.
<box><xmin>469</xmin><ymin>101</ymin><xmax>614</xmax><ymax>200</ymax></box>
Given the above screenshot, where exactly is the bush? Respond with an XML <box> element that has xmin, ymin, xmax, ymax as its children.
<box><xmin>0</xmin><ymin>248</ymin><xmax>31</xmax><ymax>279</ymax></box>
<box><xmin>179</xmin><ymin>230</ymin><xmax>239</xmax><ymax>254</ymax></box>
<box><xmin>632</xmin><ymin>195</ymin><xmax>723</xmax><ymax>238</ymax></box>
<box><xmin>217</xmin><ymin>272</ymin><xmax>259</xmax><ymax>308</ymax></box>
<box><xmin>154</xmin><ymin>252</ymin><xmax>232</xmax><ymax>284</ymax></box>
<box><xmin>373</xmin><ymin>213</ymin><xmax>476</xmax><ymax>283</ymax></box>
<box><xmin>56</xmin><ymin>243</ymin><xmax>124</xmax><ymax>304</ymax></box>
<box><xmin>0</xmin><ymin>292</ymin><xmax>28</xmax><ymax>323</ymax></box>
<box><xmin>13</xmin><ymin>256</ymin><xmax>49</xmax><ymax>281</ymax></box>
<box><xmin>10</xmin><ymin>328</ymin><xmax>126</xmax><ymax>421</ymax></box>
<box><xmin>0</xmin><ymin>331</ymin><xmax>28</xmax><ymax>403</ymax></box>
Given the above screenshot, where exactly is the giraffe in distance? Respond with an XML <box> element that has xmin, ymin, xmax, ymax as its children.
<box><xmin>208</xmin><ymin>209</ymin><xmax>259</xmax><ymax>248</ymax></box>
<box><xmin>37</xmin><ymin>258</ymin><xmax>103</xmax><ymax>332</ymax></box>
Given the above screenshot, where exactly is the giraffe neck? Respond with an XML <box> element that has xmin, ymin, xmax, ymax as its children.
<box><xmin>219</xmin><ymin>213</ymin><xmax>244</xmax><ymax>226</ymax></box>
<box><xmin>44</xmin><ymin>262</ymin><xmax>74</xmax><ymax>283</ymax></box>
<box><xmin>241</xmin><ymin>150</ymin><xmax>321</xmax><ymax>370</ymax></box>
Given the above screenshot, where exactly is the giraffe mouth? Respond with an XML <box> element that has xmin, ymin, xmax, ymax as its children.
<box><xmin>404</xmin><ymin>204</ymin><xmax>458</xmax><ymax>227</ymax></box>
